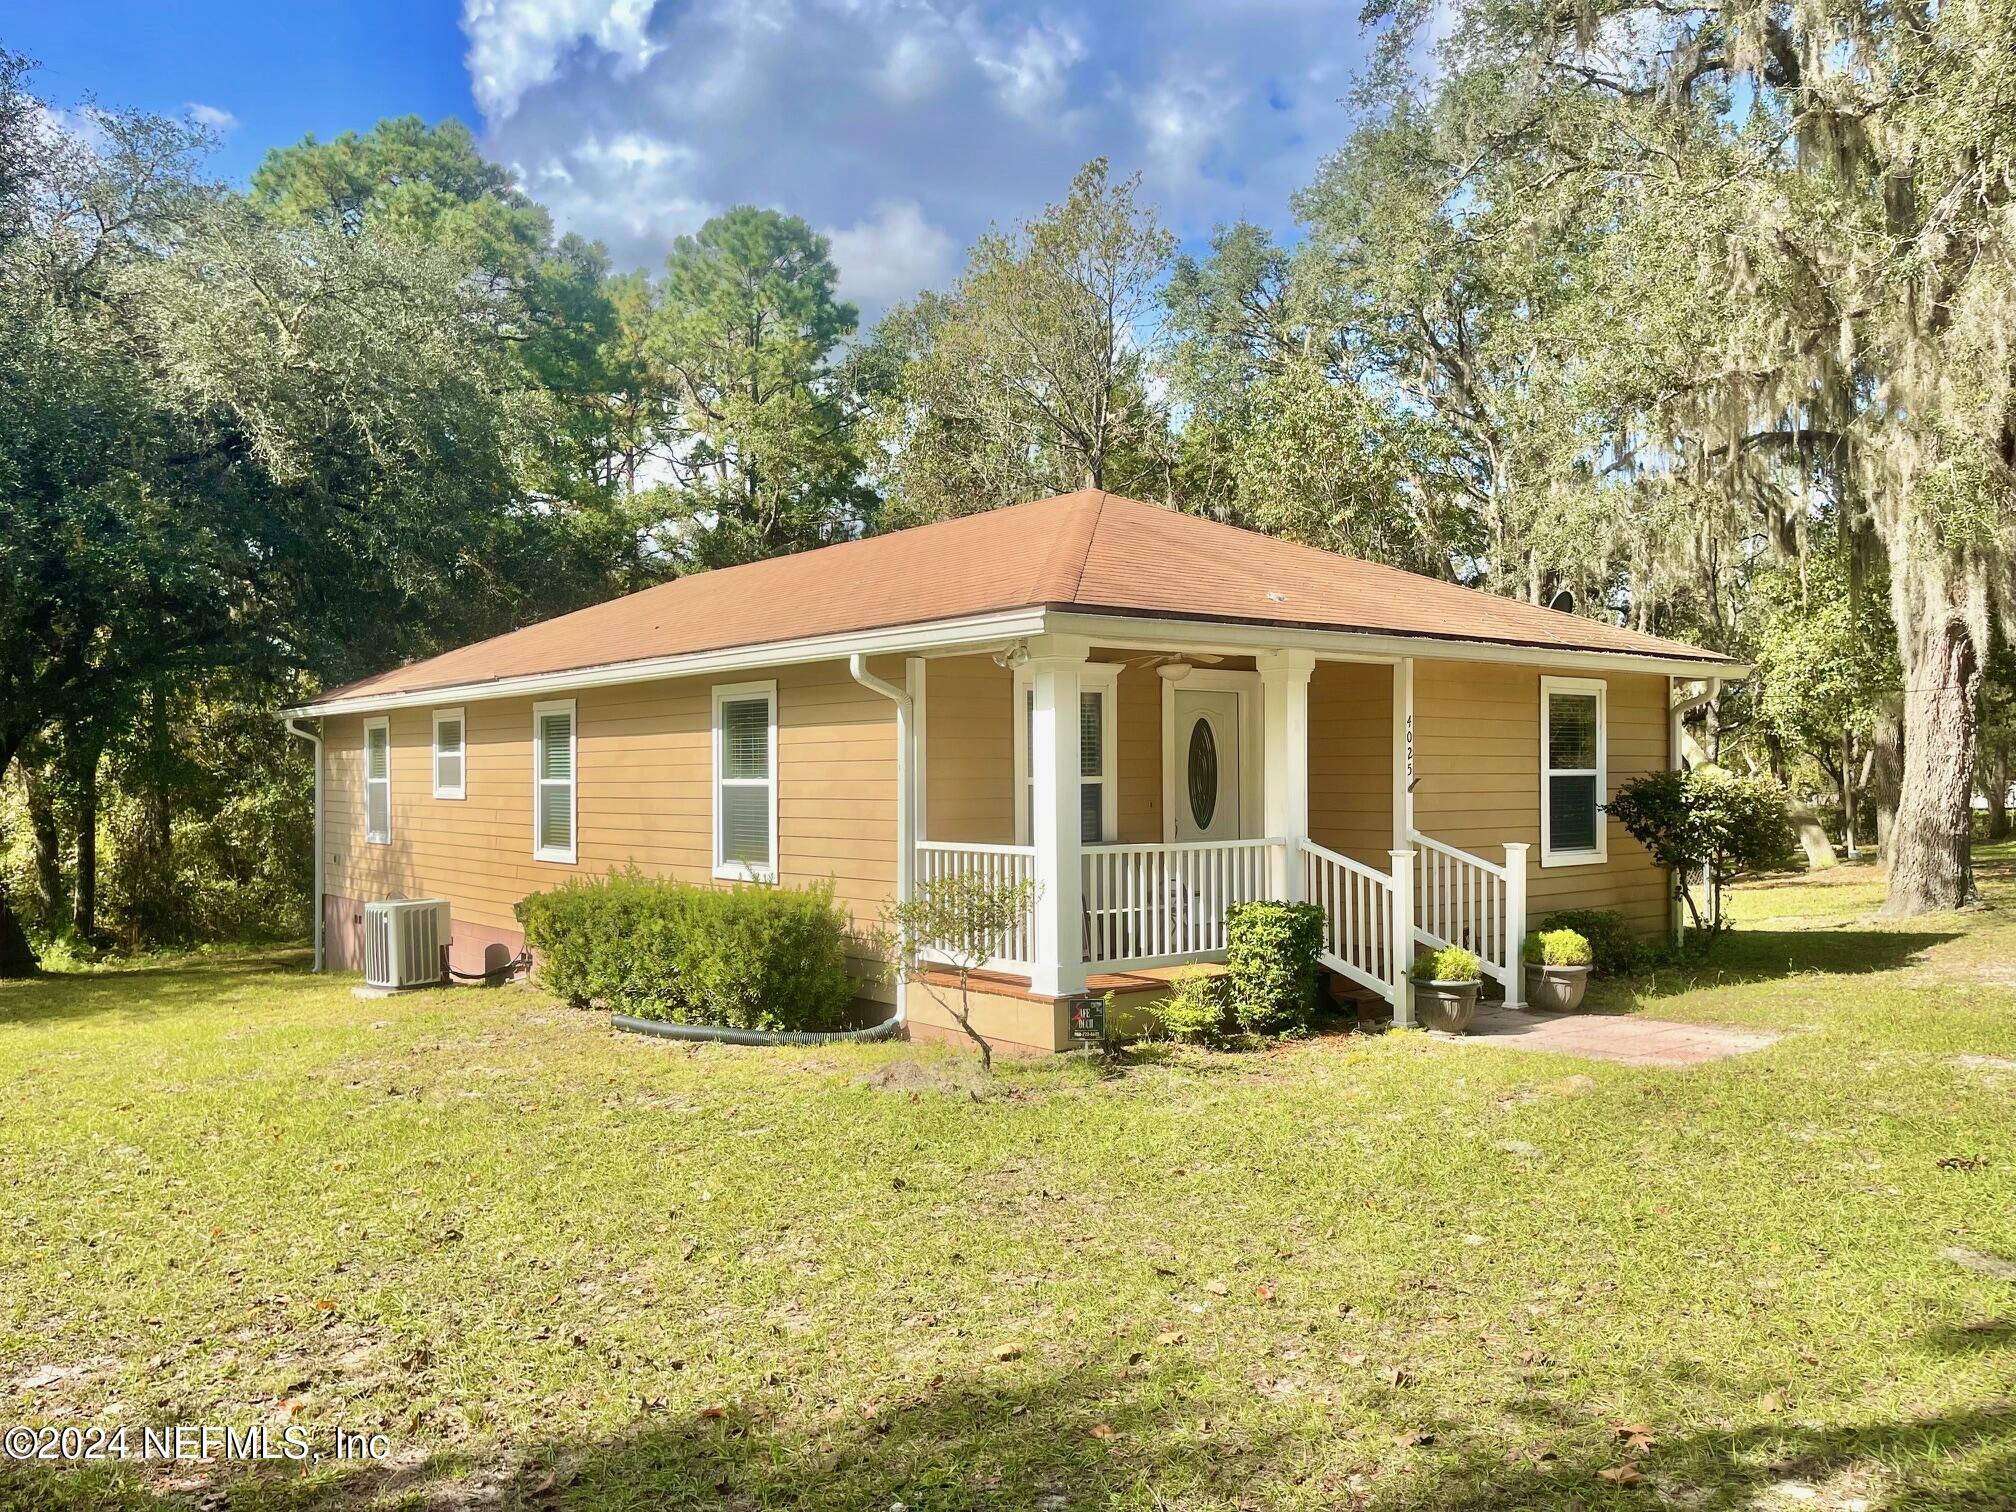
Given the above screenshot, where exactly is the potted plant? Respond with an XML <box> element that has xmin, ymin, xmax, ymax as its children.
<box><xmin>1410</xmin><ymin>945</ymin><xmax>1483</xmax><ymax>1033</ymax></box>
<box><xmin>1521</xmin><ymin>928</ymin><xmax>1593</xmax><ymax>1012</ymax></box>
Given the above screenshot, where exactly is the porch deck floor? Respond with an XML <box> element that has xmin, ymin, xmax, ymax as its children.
<box><xmin>915</xmin><ymin>964</ymin><xmax>1218</xmax><ymax>1004</ymax></box>
<box><xmin>1450</xmin><ymin>1005</ymin><xmax>1781</xmax><ymax>1067</ymax></box>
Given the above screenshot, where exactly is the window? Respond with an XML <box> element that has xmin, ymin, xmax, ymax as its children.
<box><xmin>1540</xmin><ymin>676</ymin><xmax>1607</xmax><ymax>866</ymax></box>
<box><xmin>532</xmin><ymin>699</ymin><xmax>576</xmax><ymax>864</ymax></box>
<box><xmin>1014</xmin><ymin>665</ymin><xmax>1119</xmax><ymax>846</ymax></box>
<box><xmin>432</xmin><ymin>707</ymin><xmax>465</xmax><ymax>799</ymax></box>
<box><xmin>363</xmin><ymin>717</ymin><xmax>391</xmax><ymax>845</ymax></box>
<box><xmin>713</xmin><ymin>681</ymin><xmax>777</xmax><ymax>881</ymax></box>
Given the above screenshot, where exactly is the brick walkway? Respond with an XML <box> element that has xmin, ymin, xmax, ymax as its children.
<box><xmin>1448</xmin><ymin>1005</ymin><xmax>1781</xmax><ymax>1066</ymax></box>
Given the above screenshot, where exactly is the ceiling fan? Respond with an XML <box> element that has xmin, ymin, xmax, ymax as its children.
<box><xmin>1119</xmin><ymin>651</ymin><xmax>1226</xmax><ymax>681</ymax></box>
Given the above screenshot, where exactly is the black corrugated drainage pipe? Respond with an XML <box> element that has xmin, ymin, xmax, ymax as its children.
<box><xmin>612</xmin><ymin>1013</ymin><xmax>902</xmax><ymax>1046</ymax></box>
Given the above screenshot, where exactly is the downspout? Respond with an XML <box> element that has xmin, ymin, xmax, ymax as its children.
<box><xmin>284</xmin><ymin>718</ymin><xmax>324</xmax><ymax>973</ymax></box>
<box><xmin>848</xmin><ymin>654</ymin><xmax>913</xmax><ymax>1023</ymax></box>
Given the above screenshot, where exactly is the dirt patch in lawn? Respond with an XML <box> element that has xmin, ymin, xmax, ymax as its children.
<box><xmin>855</xmin><ymin>1058</ymin><xmax>989</xmax><ymax>1099</ymax></box>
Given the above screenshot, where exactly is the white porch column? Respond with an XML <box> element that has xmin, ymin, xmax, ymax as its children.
<box><xmin>1391</xmin><ymin>657</ymin><xmax>1415</xmax><ymax>848</ymax></box>
<box><xmin>1502</xmin><ymin>841</ymin><xmax>1529</xmax><ymax>1009</ymax></box>
<box><xmin>906</xmin><ymin>656</ymin><xmax>928</xmax><ymax>851</ymax></box>
<box><xmin>1389</xmin><ymin>846</ymin><xmax>1416</xmax><ymax>1026</ymax></box>
<box><xmin>1258</xmin><ymin>649</ymin><xmax>1315</xmax><ymax>901</ymax></box>
<box><xmin>1028</xmin><ymin>636</ymin><xmax>1088</xmax><ymax>998</ymax></box>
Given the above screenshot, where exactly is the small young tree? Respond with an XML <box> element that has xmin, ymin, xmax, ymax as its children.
<box><xmin>882</xmin><ymin>874</ymin><xmax>1040</xmax><ymax>1072</ymax></box>
<box><xmin>1605</xmin><ymin>768</ymin><xmax>1799</xmax><ymax>944</ymax></box>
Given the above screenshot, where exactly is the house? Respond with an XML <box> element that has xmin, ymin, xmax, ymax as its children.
<box><xmin>280</xmin><ymin>490</ymin><xmax>1741</xmax><ymax>1052</ymax></box>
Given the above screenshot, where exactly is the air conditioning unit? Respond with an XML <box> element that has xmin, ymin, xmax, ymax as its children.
<box><xmin>362</xmin><ymin>899</ymin><xmax>451</xmax><ymax>990</ymax></box>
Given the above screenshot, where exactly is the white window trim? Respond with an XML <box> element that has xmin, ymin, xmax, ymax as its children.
<box><xmin>712</xmin><ymin>680</ymin><xmax>779</xmax><ymax>883</ymax></box>
<box><xmin>363</xmin><ymin>717</ymin><xmax>391</xmax><ymax>845</ymax></box>
<box><xmin>532</xmin><ymin>698</ymin><xmax>577</xmax><ymax>865</ymax></box>
<box><xmin>1013</xmin><ymin>663</ymin><xmax>1120</xmax><ymax>847</ymax></box>
<box><xmin>431</xmin><ymin>706</ymin><xmax>466</xmax><ymax>800</ymax></box>
<box><xmin>1540</xmin><ymin>675</ymin><xmax>1608</xmax><ymax>868</ymax></box>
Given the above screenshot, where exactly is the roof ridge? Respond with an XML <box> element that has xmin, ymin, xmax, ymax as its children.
<box><xmin>1099</xmin><ymin>499</ymin><xmax>1715</xmax><ymax>657</ymax></box>
<box><xmin>306</xmin><ymin>486</ymin><xmax>1731</xmax><ymax>708</ymax></box>
<box><xmin>1028</xmin><ymin>489</ymin><xmax>1106</xmax><ymax>605</ymax></box>
<box><xmin>1067</xmin><ymin>490</ymin><xmax>1107</xmax><ymax>600</ymax></box>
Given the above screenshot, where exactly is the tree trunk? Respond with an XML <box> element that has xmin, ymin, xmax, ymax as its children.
<box><xmin>1880</xmin><ymin>604</ymin><xmax>1981</xmax><ymax>915</ymax></box>
<box><xmin>24</xmin><ymin>762</ymin><xmax>67</xmax><ymax>927</ymax></box>
<box><xmin>1840</xmin><ymin>728</ymin><xmax>1859</xmax><ymax>859</ymax></box>
<box><xmin>0</xmin><ymin>733</ymin><xmax>39</xmax><ymax>976</ymax></box>
<box><xmin>1981</xmin><ymin>754</ymin><xmax>2011</xmax><ymax>842</ymax></box>
<box><xmin>1764</xmin><ymin>729</ymin><xmax>1790</xmax><ymax>786</ymax></box>
<box><xmin>73</xmin><ymin>748</ymin><xmax>99</xmax><ymax>944</ymax></box>
<box><xmin>1869</xmin><ymin>701</ymin><xmax>1904</xmax><ymax>870</ymax></box>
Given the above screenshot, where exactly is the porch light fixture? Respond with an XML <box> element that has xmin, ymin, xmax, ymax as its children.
<box><xmin>991</xmin><ymin>642</ymin><xmax>1030</xmax><ymax>670</ymax></box>
<box><xmin>1155</xmin><ymin>661</ymin><xmax>1194</xmax><ymax>682</ymax></box>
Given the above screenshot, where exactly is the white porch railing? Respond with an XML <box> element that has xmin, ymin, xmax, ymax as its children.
<box><xmin>911</xmin><ymin>832</ymin><xmax>1523</xmax><ymax>1016</ymax></box>
<box><xmin>1299</xmin><ymin>839</ymin><xmax>1403</xmax><ymax>1003</ymax></box>
<box><xmin>913</xmin><ymin>840</ymin><xmax>1038</xmax><ymax>972</ymax></box>
<box><xmin>1408</xmin><ymin>831</ymin><xmax>1528</xmax><ymax>1003</ymax></box>
<box><xmin>1082</xmin><ymin>838</ymin><xmax>1281</xmax><ymax>971</ymax></box>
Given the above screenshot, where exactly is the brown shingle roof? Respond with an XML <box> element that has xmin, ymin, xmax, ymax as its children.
<box><xmin>318</xmin><ymin>491</ymin><xmax>1731</xmax><ymax>703</ymax></box>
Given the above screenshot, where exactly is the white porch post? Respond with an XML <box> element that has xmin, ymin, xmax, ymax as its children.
<box><xmin>1391</xmin><ymin>657</ymin><xmax>1415</xmax><ymax>848</ymax></box>
<box><xmin>906</xmin><ymin>656</ymin><xmax>928</xmax><ymax>851</ymax></box>
<box><xmin>1028</xmin><ymin>637</ymin><xmax>1087</xmax><ymax>998</ymax></box>
<box><xmin>1389</xmin><ymin>846</ymin><xmax>1416</xmax><ymax>1026</ymax></box>
<box><xmin>1502</xmin><ymin>841</ymin><xmax>1529</xmax><ymax>1008</ymax></box>
<box><xmin>1258</xmin><ymin>649</ymin><xmax>1315</xmax><ymax>900</ymax></box>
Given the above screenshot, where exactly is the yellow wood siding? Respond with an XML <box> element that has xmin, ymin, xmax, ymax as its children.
<box><xmin>324</xmin><ymin>658</ymin><xmax>901</xmax><ymax>986</ymax></box>
<box><xmin>922</xmin><ymin>654</ymin><xmax>1014</xmax><ymax>843</ymax></box>
<box><xmin>920</xmin><ymin>652</ymin><xmax>1161</xmax><ymax>845</ymax></box>
<box><xmin>321</xmin><ymin>643</ymin><xmax>1672</xmax><ymax>999</ymax></box>
<box><xmin>1113</xmin><ymin>659</ymin><xmax>1162</xmax><ymax>843</ymax></box>
<box><xmin>1309</xmin><ymin>660</ymin><xmax>1394</xmax><ymax>867</ymax></box>
<box><xmin>1411</xmin><ymin>660</ymin><xmax>1670</xmax><ymax>932</ymax></box>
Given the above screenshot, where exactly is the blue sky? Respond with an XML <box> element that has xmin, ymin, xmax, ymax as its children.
<box><xmin>9</xmin><ymin>1</ymin><xmax>1376</xmax><ymax>321</ymax></box>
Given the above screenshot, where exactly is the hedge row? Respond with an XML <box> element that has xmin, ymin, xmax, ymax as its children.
<box><xmin>514</xmin><ymin>869</ymin><xmax>856</xmax><ymax>1032</ymax></box>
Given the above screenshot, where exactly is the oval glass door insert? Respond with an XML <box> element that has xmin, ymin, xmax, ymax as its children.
<box><xmin>1186</xmin><ymin>718</ymin><xmax>1219</xmax><ymax>829</ymax></box>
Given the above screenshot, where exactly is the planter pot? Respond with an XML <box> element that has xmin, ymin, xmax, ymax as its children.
<box><xmin>1412</xmin><ymin>979</ymin><xmax>1480</xmax><ymax>1034</ymax></box>
<box><xmin>1523</xmin><ymin>963</ymin><xmax>1590</xmax><ymax>1013</ymax></box>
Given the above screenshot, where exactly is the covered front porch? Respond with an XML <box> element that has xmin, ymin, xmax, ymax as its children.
<box><xmin>896</xmin><ymin>633</ymin><xmax>1533</xmax><ymax>1038</ymax></box>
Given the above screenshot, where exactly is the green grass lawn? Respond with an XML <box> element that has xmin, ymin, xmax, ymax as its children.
<box><xmin>3</xmin><ymin>853</ymin><xmax>2014</xmax><ymax>1510</ymax></box>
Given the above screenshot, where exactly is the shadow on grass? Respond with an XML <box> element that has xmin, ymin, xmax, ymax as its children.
<box><xmin>1402</xmin><ymin>1403</ymin><xmax>2016</xmax><ymax>1510</ymax></box>
<box><xmin>4</xmin><ymin>1358</ymin><xmax>2011</xmax><ymax>1510</ymax></box>
<box><xmin>0</xmin><ymin>950</ymin><xmax>312</xmax><ymax>1028</ymax></box>
<box><xmin>1584</xmin><ymin>926</ymin><xmax>1962</xmax><ymax>1013</ymax></box>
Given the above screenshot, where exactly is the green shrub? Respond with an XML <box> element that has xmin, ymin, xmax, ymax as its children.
<box><xmin>1412</xmin><ymin>944</ymin><xmax>1482</xmax><ymax>983</ymax></box>
<box><xmin>514</xmin><ymin>867</ymin><xmax>658</xmax><ymax>1008</ymax></box>
<box><xmin>1535</xmin><ymin>909</ymin><xmax>1646</xmax><ymax>975</ymax></box>
<box><xmin>1605</xmin><ymin>765</ymin><xmax>1798</xmax><ymax>939</ymax></box>
<box><xmin>1157</xmin><ymin>966</ymin><xmax>1233</xmax><ymax>1045</ymax></box>
<box><xmin>515</xmin><ymin>868</ymin><xmax>855</xmax><ymax>1032</ymax></box>
<box><xmin>1224</xmin><ymin>900</ymin><xmax>1324</xmax><ymax>1036</ymax></box>
<box><xmin>1521</xmin><ymin>928</ymin><xmax>1593</xmax><ymax>967</ymax></box>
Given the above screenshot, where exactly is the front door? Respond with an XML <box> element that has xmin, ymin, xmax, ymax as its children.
<box><xmin>1172</xmin><ymin>689</ymin><xmax>1241</xmax><ymax>841</ymax></box>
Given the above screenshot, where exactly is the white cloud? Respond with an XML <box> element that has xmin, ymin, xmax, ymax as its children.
<box><xmin>464</xmin><ymin>0</ymin><xmax>1367</xmax><ymax>321</ymax></box>
<box><xmin>509</xmin><ymin>129</ymin><xmax>713</xmax><ymax>249</ymax></box>
<box><xmin>1134</xmin><ymin>69</ymin><xmax>1238</xmax><ymax>189</ymax></box>
<box><xmin>875</xmin><ymin>20</ymin><xmax>955</xmax><ymax>104</ymax></box>
<box><xmin>462</xmin><ymin>0</ymin><xmax>662</xmax><ymax>119</ymax></box>
<box><xmin>963</xmin><ymin>14</ymin><xmax>1088</xmax><ymax>121</ymax></box>
<box><xmin>825</xmin><ymin>200</ymin><xmax>957</xmax><ymax>315</ymax></box>
<box><xmin>29</xmin><ymin>101</ymin><xmax>106</xmax><ymax>151</ymax></box>
<box><xmin>186</xmin><ymin>101</ymin><xmax>239</xmax><ymax>133</ymax></box>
